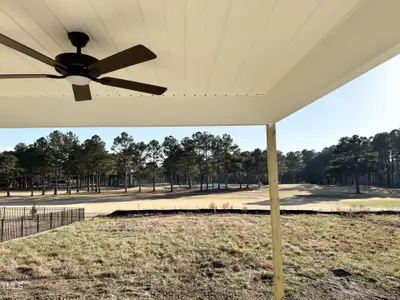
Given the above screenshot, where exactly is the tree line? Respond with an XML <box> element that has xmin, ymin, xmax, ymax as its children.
<box><xmin>0</xmin><ymin>128</ymin><xmax>399</xmax><ymax>196</ymax></box>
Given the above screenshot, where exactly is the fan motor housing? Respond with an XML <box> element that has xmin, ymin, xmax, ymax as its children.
<box><xmin>68</xmin><ymin>32</ymin><xmax>89</xmax><ymax>49</ymax></box>
<box><xmin>54</xmin><ymin>53</ymin><xmax>99</xmax><ymax>76</ymax></box>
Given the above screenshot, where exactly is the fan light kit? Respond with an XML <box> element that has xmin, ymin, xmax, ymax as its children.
<box><xmin>0</xmin><ymin>31</ymin><xmax>167</xmax><ymax>101</ymax></box>
<box><xmin>65</xmin><ymin>75</ymin><xmax>92</xmax><ymax>86</ymax></box>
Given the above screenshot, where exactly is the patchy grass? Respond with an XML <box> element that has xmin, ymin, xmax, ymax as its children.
<box><xmin>0</xmin><ymin>214</ymin><xmax>399</xmax><ymax>299</ymax></box>
<box><xmin>340</xmin><ymin>199</ymin><xmax>400</xmax><ymax>208</ymax></box>
<box><xmin>3</xmin><ymin>184</ymin><xmax>400</xmax><ymax>216</ymax></box>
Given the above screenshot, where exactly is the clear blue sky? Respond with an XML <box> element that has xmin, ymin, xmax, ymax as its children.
<box><xmin>1</xmin><ymin>54</ymin><xmax>399</xmax><ymax>154</ymax></box>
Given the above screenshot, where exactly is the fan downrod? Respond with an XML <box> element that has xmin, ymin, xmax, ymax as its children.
<box><xmin>68</xmin><ymin>32</ymin><xmax>89</xmax><ymax>53</ymax></box>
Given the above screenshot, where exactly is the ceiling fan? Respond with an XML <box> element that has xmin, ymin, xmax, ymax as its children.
<box><xmin>0</xmin><ymin>31</ymin><xmax>167</xmax><ymax>101</ymax></box>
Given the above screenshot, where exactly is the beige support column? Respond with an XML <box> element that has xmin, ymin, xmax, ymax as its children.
<box><xmin>267</xmin><ymin>124</ymin><xmax>285</xmax><ymax>300</ymax></box>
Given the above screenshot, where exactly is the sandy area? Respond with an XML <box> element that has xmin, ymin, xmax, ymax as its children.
<box><xmin>1</xmin><ymin>184</ymin><xmax>399</xmax><ymax>216</ymax></box>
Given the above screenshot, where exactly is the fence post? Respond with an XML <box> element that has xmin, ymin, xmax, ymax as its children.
<box><xmin>36</xmin><ymin>214</ymin><xmax>40</xmax><ymax>233</ymax></box>
<box><xmin>23</xmin><ymin>207</ymin><xmax>26</xmax><ymax>217</ymax></box>
<box><xmin>82</xmin><ymin>208</ymin><xmax>85</xmax><ymax>221</ymax></box>
<box><xmin>50</xmin><ymin>213</ymin><xmax>53</xmax><ymax>229</ymax></box>
<box><xmin>1</xmin><ymin>219</ymin><xmax>4</xmax><ymax>242</ymax></box>
<box><xmin>20</xmin><ymin>216</ymin><xmax>24</xmax><ymax>237</ymax></box>
<box><xmin>61</xmin><ymin>211</ymin><xmax>64</xmax><ymax>226</ymax></box>
<box><xmin>2</xmin><ymin>207</ymin><xmax>5</xmax><ymax>219</ymax></box>
<box><xmin>70</xmin><ymin>210</ymin><xmax>73</xmax><ymax>223</ymax></box>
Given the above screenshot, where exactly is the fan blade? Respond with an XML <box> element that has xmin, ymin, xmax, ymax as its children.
<box><xmin>0</xmin><ymin>33</ymin><xmax>65</xmax><ymax>69</ymax></box>
<box><xmin>0</xmin><ymin>74</ymin><xmax>64</xmax><ymax>79</ymax></box>
<box><xmin>97</xmin><ymin>77</ymin><xmax>167</xmax><ymax>95</ymax></box>
<box><xmin>88</xmin><ymin>45</ymin><xmax>156</xmax><ymax>76</ymax></box>
<box><xmin>72</xmin><ymin>85</ymin><xmax>92</xmax><ymax>101</ymax></box>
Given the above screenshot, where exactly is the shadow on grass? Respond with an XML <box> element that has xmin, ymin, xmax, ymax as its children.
<box><xmin>246</xmin><ymin>185</ymin><xmax>400</xmax><ymax>208</ymax></box>
<box><xmin>2</xmin><ymin>184</ymin><xmax>400</xmax><ymax>210</ymax></box>
<box><xmin>0</xmin><ymin>187</ymin><xmax>260</xmax><ymax>207</ymax></box>
<box><xmin>106</xmin><ymin>208</ymin><xmax>400</xmax><ymax>218</ymax></box>
<box><xmin>280</xmin><ymin>184</ymin><xmax>400</xmax><ymax>195</ymax></box>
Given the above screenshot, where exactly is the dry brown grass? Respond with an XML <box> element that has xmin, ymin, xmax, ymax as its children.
<box><xmin>0</xmin><ymin>214</ymin><xmax>399</xmax><ymax>299</ymax></box>
<box><xmin>221</xmin><ymin>202</ymin><xmax>233</xmax><ymax>209</ymax></box>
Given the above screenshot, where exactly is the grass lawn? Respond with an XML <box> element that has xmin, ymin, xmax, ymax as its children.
<box><xmin>340</xmin><ymin>199</ymin><xmax>400</xmax><ymax>208</ymax></box>
<box><xmin>0</xmin><ymin>214</ymin><xmax>399</xmax><ymax>299</ymax></box>
<box><xmin>3</xmin><ymin>184</ymin><xmax>400</xmax><ymax>216</ymax></box>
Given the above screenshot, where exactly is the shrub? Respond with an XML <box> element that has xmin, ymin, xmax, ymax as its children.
<box><xmin>221</xmin><ymin>202</ymin><xmax>233</xmax><ymax>209</ymax></box>
<box><xmin>30</xmin><ymin>205</ymin><xmax>38</xmax><ymax>217</ymax></box>
<box><xmin>209</xmin><ymin>202</ymin><xmax>217</xmax><ymax>211</ymax></box>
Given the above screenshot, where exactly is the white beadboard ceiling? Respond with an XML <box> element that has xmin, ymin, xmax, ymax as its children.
<box><xmin>0</xmin><ymin>0</ymin><xmax>400</xmax><ymax>127</ymax></box>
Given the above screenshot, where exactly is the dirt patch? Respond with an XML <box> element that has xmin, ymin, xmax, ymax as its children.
<box><xmin>287</xmin><ymin>274</ymin><xmax>399</xmax><ymax>300</ymax></box>
<box><xmin>364</xmin><ymin>218</ymin><xmax>400</xmax><ymax>229</ymax></box>
<box><xmin>3</xmin><ymin>273</ymin><xmax>397</xmax><ymax>300</ymax></box>
<box><xmin>349</xmin><ymin>214</ymin><xmax>400</xmax><ymax>229</ymax></box>
<box><xmin>0</xmin><ymin>278</ymin><xmax>154</xmax><ymax>300</ymax></box>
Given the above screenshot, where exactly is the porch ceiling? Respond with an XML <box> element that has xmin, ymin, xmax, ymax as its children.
<box><xmin>0</xmin><ymin>0</ymin><xmax>400</xmax><ymax>127</ymax></box>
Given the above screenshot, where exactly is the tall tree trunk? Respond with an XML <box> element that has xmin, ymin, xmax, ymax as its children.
<box><xmin>41</xmin><ymin>176</ymin><xmax>46</xmax><ymax>195</ymax></box>
<box><xmin>217</xmin><ymin>159</ymin><xmax>221</xmax><ymax>190</ymax></box>
<box><xmin>138</xmin><ymin>171</ymin><xmax>142</xmax><ymax>193</ymax></box>
<box><xmin>385</xmin><ymin>160</ymin><xmax>390</xmax><ymax>187</ymax></box>
<box><xmin>391</xmin><ymin>157</ymin><xmax>395</xmax><ymax>188</ymax></box>
<box><xmin>170</xmin><ymin>171</ymin><xmax>174</xmax><ymax>192</ymax></box>
<box><xmin>152</xmin><ymin>168</ymin><xmax>156</xmax><ymax>192</ymax></box>
<box><xmin>95</xmin><ymin>175</ymin><xmax>98</xmax><ymax>193</ymax></box>
<box><xmin>210</xmin><ymin>163</ymin><xmax>214</xmax><ymax>189</ymax></box>
<box><xmin>188</xmin><ymin>167</ymin><xmax>192</xmax><ymax>189</ymax></box>
<box><xmin>239</xmin><ymin>173</ymin><xmax>242</xmax><ymax>189</ymax></box>
<box><xmin>98</xmin><ymin>174</ymin><xmax>101</xmax><ymax>193</ymax></box>
<box><xmin>124</xmin><ymin>167</ymin><xmax>128</xmax><ymax>193</ymax></box>
<box><xmin>54</xmin><ymin>169</ymin><xmax>58</xmax><ymax>195</ymax></box>
<box><xmin>128</xmin><ymin>172</ymin><xmax>132</xmax><ymax>188</ymax></box>
<box><xmin>30</xmin><ymin>178</ymin><xmax>34</xmax><ymax>196</ymax></box>
<box><xmin>225</xmin><ymin>175</ymin><xmax>229</xmax><ymax>190</ymax></box>
<box><xmin>6</xmin><ymin>178</ymin><xmax>10</xmax><ymax>197</ymax></box>
<box><xmin>199</xmin><ymin>162</ymin><xmax>203</xmax><ymax>191</ymax></box>
<box><xmin>246</xmin><ymin>173</ymin><xmax>250</xmax><ymax>188</ymax></box>
<box><xmin>67</xmin><ymin>172</ymin><xmax>71</xmax><ymax>194</ymax></box>
<box><xmin>76</xmin><ymin>176</ymin><xmax>80</xmax><ymax>193</ymax></box>
<box><xmin>87</xmin><ymin>176</ymin><xmax>90</xmax><ymax>192</ymax></box>
<box><xmin>205</xmin><ymin>166</ymin><xmax>209</xmax><ymax>190</ymax></box>
<box><xmin>355</xmin><ymin>171</ymin><xmax>361</xmax><ymax>194</ymax></box>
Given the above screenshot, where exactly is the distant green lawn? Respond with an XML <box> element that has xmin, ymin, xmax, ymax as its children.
<box><xmin>340</xmin><ymin>199</ymin><xmax>400</xmax><ymax>208</ymax></box>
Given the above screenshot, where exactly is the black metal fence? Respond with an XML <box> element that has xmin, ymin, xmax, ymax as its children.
<box><xmin>0</xmin><ymin>207</ymin><xmax>84</xmax><ymax>243</ymax></box>
<box><xmin>0</xmin><ymin>206</ymin><xmax>75</xmax><ymax>220</ymax></box>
